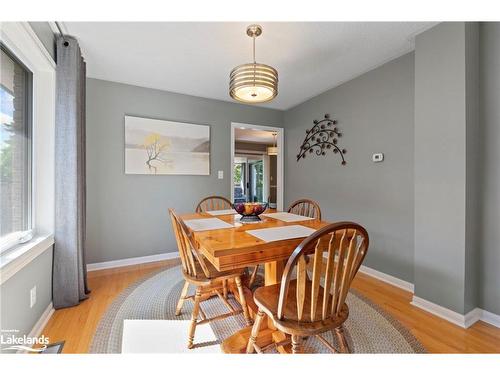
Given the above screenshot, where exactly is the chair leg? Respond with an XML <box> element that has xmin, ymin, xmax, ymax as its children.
<box><xmin>246</xmin><ymin>309</ymin><xmax>265</xmax><ymax>353</ymax></box>
<box><xmin>249</xmin><ymin>265</ymin><xmax>259</xmax><ymax>287</ymax></box>
<box><xmin>291</xmin><ymin>334</ymin><xmax>302</xmax><ymax>354</ymax></box>
<box><xmin>187</xmin><ymin>287</ymin><xmax>202</xmax><ymax>349</ymax></box>
<box><xmin>235</xmin><ymin>276</ymin><xmax>252</xmax><ymax>326</ymax></box>
<box><xmin>175</xmin><ymin>281</ymin><xmax>190</xmax><ymax>316</ymax></box>
<box><xmin>334</xmin><ymin>325</ymin><xmax>351</xmax><ymax>353</ymax></box>
<box><xmin>222</xmin><ymin>279</ymin><xmax>228</xmax><ymax>299</ymax></box>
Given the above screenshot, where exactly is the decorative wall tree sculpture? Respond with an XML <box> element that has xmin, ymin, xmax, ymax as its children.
<box><xmin>296</xmin><ymin>113</ymin><xmax>346</xmax><ymax>165</ymax></box>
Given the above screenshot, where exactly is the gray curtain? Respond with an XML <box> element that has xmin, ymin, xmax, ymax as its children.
<box><xmin>53</xmin><ymin>36</ymin><xmax>90</xmax><ymax>309</ymax></box>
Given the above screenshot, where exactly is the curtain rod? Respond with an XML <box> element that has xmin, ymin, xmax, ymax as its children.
<box><xmin>55</xmin><ymin>22</ymin><xmax>69</xmax><ymax>45</ymax></box>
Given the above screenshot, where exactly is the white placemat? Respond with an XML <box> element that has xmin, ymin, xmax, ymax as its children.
<box><xmin>246</xmin><ymin>225</ymin><xmax>316</xmax><ymax>243</ymax></box>
<box><xmin>205</xmin><ymin>209</ymin><xmax>237</xmax><ymax>216</ymax></box>
<box><xmin>183</xmin><ymin>218</ymin><xmax>234</xmax><ymax>231</ymax></box>
<box><xmin>261</xmin><ymin>212</ymin><xmax>315</xmax><ymax>222</ymax></box>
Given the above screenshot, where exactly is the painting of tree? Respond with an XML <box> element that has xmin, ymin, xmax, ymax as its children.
<box><xmin>124</xmin><ymin>116</ymin><xmax>210</xmax><ymax>175</ymax></box>
<box><xmin>142</xmin><ymin>133</ymin><xmax>170</xmax><ymax>174</ymax></box>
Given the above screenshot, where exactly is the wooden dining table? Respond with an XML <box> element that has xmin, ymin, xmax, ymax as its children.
<box><xmin>180</xmin><ymin>209</ymin><xmax>331</xmax><ymax>353</ymax></box>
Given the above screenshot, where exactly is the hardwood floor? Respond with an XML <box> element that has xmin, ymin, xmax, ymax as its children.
<box><xmin>40</xmin><ymin>259</ymin><xmax>181</xmax><ymax>353</ymax></box>
<box><xmin>40</xmin><ymin>259</ymin><xmax>500</xmax><ymax>353</ymax></box>
<box><xmin>351</xmin><ymin>273</ymin><xmax>500</xmax><ymax>353</ymax></box>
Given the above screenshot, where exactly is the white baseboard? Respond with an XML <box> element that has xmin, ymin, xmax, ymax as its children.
<box><xmin>359</xmin><ymin>265</ymin><xmax>414</xmax><ymax>293</ymax></box>
<box><xmin>411</xmin><ymin>296</ymin><xmax>470</xmax><ymax>328</ymax></box>
<box><xmin>411</xmin><ymin>296</ymin><xmax>480</xmax><ymax>328</ymax></box>
<box><xmin>87</xmin><ymin>252</ymin><xmax>179</xmax><ymax>271</ymax></box>
<box><xmin>464</xmin><ymin>308</ymin><xmax>483</xmax><ymax>328</ymax></box>
<box><xmin>28</xmin><ymin>302</ymin><xmax>54</xmax><ymax>339</ymax></box>
<box><xmin>17</xmin><ymin>302</ymin><xmax>55</xmax><ymax>353</ymax></box>
<box><xmin>479</xmin><ymin>309</ymin><xmax>500</xmax><ymax>328</ymax></box>
<box><xmin>411</xmin><ymin>296</ymin><xmax>500</xmax><ymax>329</ymax></box>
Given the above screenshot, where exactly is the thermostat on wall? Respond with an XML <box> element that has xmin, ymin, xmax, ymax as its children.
<box><xmin>372</xmin><ymin>153</ymin><xmax>384</xmax><ymax>162</ymax></box>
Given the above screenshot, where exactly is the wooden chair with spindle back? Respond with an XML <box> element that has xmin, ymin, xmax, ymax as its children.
<box><xmin>195</xmin><ymin>196</ymin><xmax>232</xmax><ymax>213</ymax></box>
<box><xmin>195</xmin><ymin>195</ymin><xmax>234</xmax><ymax>297</ymax></box>
<box><xmin>246</xmin><ymin>222</ymin><xmax>369</xmax><ymax>354</ymax></box>
<box><xmin>169</xmin><ymin>209</ymin><xmax>252</xmax><ymax>349</ymax></box>
<box><xmin>247</xmin><ymin>199</ymin><xmax>323</xmax><ymax>288</ymax></box>
<box><xmin>287</xmin><ymin>198</ymin><xmax>322</xmax><ymax>220</ymax></box>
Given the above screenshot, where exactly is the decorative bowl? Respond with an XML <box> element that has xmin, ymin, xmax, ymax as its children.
<box><xmin>233</xmin><ymin>202</ymin><xmax>268</xmax><ymax>222</ymax></box>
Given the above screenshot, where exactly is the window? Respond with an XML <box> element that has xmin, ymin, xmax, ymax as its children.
<box><xmin>0</xmin><ymin>45</ymin><xmax>33</xmax><ymax>253</ymax></box>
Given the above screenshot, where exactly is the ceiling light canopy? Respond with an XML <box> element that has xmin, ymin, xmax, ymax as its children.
<box><xmin>229</xmin><ymin>24</ymin><xmax>278</xmax><ymax>104</ymax></box>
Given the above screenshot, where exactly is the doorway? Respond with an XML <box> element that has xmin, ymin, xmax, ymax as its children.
<box><xmin>230</xmin><ymin>123</ymin><xmax>284</xmax><ymax>211</ymax></box>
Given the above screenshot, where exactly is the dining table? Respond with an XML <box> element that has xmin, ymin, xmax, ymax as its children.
<box><xmin>180</xmin><ymin>209</ymin><xmax>331</xmax><ymax>353</ymax></box>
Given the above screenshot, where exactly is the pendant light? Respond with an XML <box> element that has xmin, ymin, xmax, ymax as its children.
<box><xmin>267</xmin><ymin>132</ymin><xmax>278</xmax><ymax>156</ymax></box>
<box><xmin>229</xmin><ymin>24</ymin><xmax>278</xmax><ymax>104</ymax></box>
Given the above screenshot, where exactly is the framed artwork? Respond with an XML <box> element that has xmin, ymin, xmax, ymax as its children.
<box><xmin>124</xmin><ymin>115</ymin><xmax>210</xmax><ymax>175</ymax></box>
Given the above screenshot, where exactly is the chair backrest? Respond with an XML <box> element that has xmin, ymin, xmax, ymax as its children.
<box><xmin>287</xmin><ymin>198</ymin><xmax>322</xmax><ymax>220</ymax></box>
<box><xmin>195</xmin><ymin>196</ymin><xmax>232</xmax><ymax>213</ymax></box>
<box><xmin>277</xmin><ymin>222</ymin><xmax>369</xmax><ymax>323</ymax></box>
<box><xmin>169</xmin><ymin>208</ymin><xmax>211</xmax><ymax>279</ymax></box>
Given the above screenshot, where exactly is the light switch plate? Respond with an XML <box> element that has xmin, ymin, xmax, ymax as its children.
<box><xmin>372</xmin><ymin>153</ymin><xmax>384</xmax><ymax>162</ymax></box>
<box><xmin>217</xmin><ymin>170</ymin><xmax>224</xmax><ymax>179</ymax></box>
<box><xmin>30</xmin><ymin>286</ymin><xmax>37</xmax><ymax>308</ymax></box>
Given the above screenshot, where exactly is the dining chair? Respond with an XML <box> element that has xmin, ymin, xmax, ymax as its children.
<box><xmin>169</xmin><ymin>209</ymin><xmax>252</xmax><ymax>349</ymax></box>
<box><xmin>246</xmin><ymin>222</ymin><xmax>369</xmax><ymax>354</ymax></box>
<box><xmin>195</xmin><ymin>195</ymin><xmax>232</xmax><ymax>213</ymax></box>
<box><xmin>247</xmin><ymin>198</ymin><xmax>323</xmax><ymax>288</ymax></box>
<box><xmin>287</xmin><ymin>198</ymin><xmax>322</xmax><ymax>220</ymax></box>
<box><xmin>195</xmin><ymin>195</ymin><xmax>235</xmax><ymax>295</ymax></box>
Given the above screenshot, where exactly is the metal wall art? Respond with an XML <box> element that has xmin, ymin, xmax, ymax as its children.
<box><xmin>296</xmin><ymin>113</ymin><xmax>346</xmax><ymax>165</ymax></box>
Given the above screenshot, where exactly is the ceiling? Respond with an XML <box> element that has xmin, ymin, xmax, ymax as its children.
<box><xmin>63</xmin><ymin>22</ymin><xmax>436</xmax><ymax>110</ymax></box>
<box><xmin>235</xmin><ymin>128</ymin><xmax>276</xmax><ymax>144</ymax></box>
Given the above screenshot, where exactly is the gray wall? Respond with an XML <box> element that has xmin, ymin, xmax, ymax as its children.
<box><xmin>86</xmin><ymin>78</ymin><xmax>283</xmax><ymax>264</ymax></box>
<box><xmin>414</xmin><ymin>22</ymin><xmax>479</xmax><ymax>315</ymax></box>
<box><xmin>464</xmin><ymin>23</ymin><xmax>480</xmax><ymax>314</ymax></box>
<box><xmin>479</xmin><ymin>23</ymin><xmax>500</xmax><ymax>315</ymax></box>
<box><xmin>0</xmin><ymin>248</ymin><xmax>53</xmax><ymax>350</ymax></box>
<box><xmin>28</xmin><ymin>22</ymin><xmax>56</xmax><ymax>62</ymax></box>
<box><xmin>283</xmin><ymin>53</ymin><xmax>415</xmax><ymax>283</ymax></box>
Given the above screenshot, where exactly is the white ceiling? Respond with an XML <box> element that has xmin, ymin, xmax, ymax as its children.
<box><xmin>64</xmin><ymin>22</ymin><xmax>436</xmax><ymax>110</ymax></box>
<box><xmin>235</xmin><ymin>128</ymin><xmax>276</xmax><ymax>144</ymax></box>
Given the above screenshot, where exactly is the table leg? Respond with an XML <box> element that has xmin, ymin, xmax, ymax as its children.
<box><xmin>221</xmin><ymin>260</ymin><xmax>286</xmax><ymax>353</ymax></box>
<box><xmin>264</xmin><ymin>260</ymin><xmax>285</xmax><ymax>285</ymax></box>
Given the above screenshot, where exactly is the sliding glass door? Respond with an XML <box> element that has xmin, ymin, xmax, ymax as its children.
<box><xmin>233</xmin><ymin>160</ymin><xmax>246</xmax><ymax>203</ymax></box>
<box><xmin>233</xmin><ymin>155</ymin><xmax>264</xmax><ymax>203</ymax></box>
<box><xmin>248</xmin><ymin>159</ymin><xmax>263</xmax><ymax>202</ymax></box>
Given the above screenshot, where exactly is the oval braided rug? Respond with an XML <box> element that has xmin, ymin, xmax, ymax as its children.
<box><xmin>89</xmin><ymin>265</ymin><xmax>425</xmax><ymax>353</ymax></box>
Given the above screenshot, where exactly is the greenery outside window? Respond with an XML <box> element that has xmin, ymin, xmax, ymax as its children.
<box><xmin>0</xmin><ymin>44</ymin><xmax>33</xmax><ymax>253</ymax></box>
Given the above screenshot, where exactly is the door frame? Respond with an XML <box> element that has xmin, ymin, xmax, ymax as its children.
<box><xmin>230</xmin><ymin>122</ymin><xmax>284</xmax><ymax>211</ymax></box>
